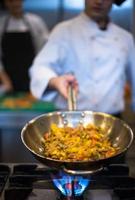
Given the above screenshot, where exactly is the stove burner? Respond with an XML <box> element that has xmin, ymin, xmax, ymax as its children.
<box><xmin>0</xmin><ymin>164</ymin><xmax>135</xmax><ymax>200</ymax></box>
<box><xmin>52</xmin><ymin>171</ymin><xmax>90</xmax><ymax>197</ymax></box>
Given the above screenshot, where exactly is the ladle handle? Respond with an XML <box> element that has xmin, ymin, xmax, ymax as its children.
<box><xmin>68</xmin><ymin>83</ymin><xmax>77</xmax><ymax>111</ymax></box>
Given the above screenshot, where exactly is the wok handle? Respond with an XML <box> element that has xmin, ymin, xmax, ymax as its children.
<box><xmin>63</xmin><ymin>166</ymin><xmax>103</xmax><ymax>175</ymax></box>
<box><xmin>68</xmin><ymin>82</ymin><xmax>77</xmax><ymax>111</ymax></box>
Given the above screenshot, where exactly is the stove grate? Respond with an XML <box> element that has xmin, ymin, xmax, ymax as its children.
<box><xmin>0</xmin><ymin>164</ymin><xmax>135</xmax><ymax>200</ymax></box>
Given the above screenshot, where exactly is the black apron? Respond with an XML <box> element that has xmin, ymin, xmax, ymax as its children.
<box><xmin>1</xmin><ymin>16</ymin><xmax>35</xmax><ymax>92</ymax></box>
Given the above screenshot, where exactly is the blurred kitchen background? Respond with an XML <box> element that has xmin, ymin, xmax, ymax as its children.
<box><xmin>0</xmin><ymin>0</ymin><xmax>135</xmax><ymax>176</ymax></box>
<box><xmin>0</xmin><ymin>0</ymin><xmax>134</xmax><ymax>31</ymax></box>
<box><xmin>23</xmin><ymin>0</ymin><xmax>134</xmax><ymax>31</ymax></box>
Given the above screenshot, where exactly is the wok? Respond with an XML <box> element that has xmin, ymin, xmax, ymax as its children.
<box><xmin>21</xmin><ymin>110</ymin><xmax>134</xmax><ymax>174</ymax></box>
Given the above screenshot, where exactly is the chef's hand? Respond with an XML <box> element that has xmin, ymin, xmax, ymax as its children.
<box><xmin>48</xmin><ymin>74</ymin><xmax>79</xmax><ymax>99</ymax></box>
<box><xmin>0</xmin><ymin>70</ymin><xmax>13</xmax><ymax>95</ymax></box>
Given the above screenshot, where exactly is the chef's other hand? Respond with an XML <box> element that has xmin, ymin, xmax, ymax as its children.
<box><xmin>0</xmin><ymin>70</ymin><xmax>13</xmax><ymax>95</ymax></box>
<box><xmin>48</xmin><ymin>74</ymin><xmax>78</xmax><ymax>99</ymax></box>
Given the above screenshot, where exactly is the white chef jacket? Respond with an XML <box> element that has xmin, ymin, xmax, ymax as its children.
<box><xmin>0</xmin><ymin>13</ymin><xmax>49</xmax><ymax>71</ymax></box>
<box><xmin>30</xmin><ymin>12</ymin><xmax>135</xmax><ymax>114</ymax></box>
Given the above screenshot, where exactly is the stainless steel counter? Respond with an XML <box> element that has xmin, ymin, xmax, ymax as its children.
<box><xmin>0</xmin><ymin>111</ymin><xmax>45</xmax><ymax>129</ymax></box>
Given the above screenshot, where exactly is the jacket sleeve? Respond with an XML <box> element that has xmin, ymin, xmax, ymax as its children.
<box><xmin>126</xmin><ymin>35</ymin><xmax>135</xmax><ymax>111</ymax></box>
<box><xmin>29</xmin><ymin>23</ymin><xmax>69</xmax><ymax>101</ymax></box>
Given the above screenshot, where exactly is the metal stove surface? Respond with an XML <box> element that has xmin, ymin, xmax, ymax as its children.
<box><xmin>26</xmin><ymin>189</ymin><xmax>113</xmax><ymax>200</ymax></box>
<box><xmin>0</xmin><ymin>163</ymin><xmax>135</xmax><ymax>200</ymax></box>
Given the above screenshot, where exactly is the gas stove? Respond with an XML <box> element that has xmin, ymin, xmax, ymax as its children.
<box><xmin>0</xmin><ymin>163</ymin><xmax>135</xmax><ymax>200</ymax></box>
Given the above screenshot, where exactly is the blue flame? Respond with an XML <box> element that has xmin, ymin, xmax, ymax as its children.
<box><xmin>52</xmin><ymin>171</ymin><xmax>90</xmax><ymax>197</ymax></box>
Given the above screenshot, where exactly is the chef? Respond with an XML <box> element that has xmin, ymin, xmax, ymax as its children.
<box><xmin>30</xmin><ymin>0</ymin><xmax>135</xmax><ymax>116</ymax></box>
<box><xmin>0</xmin><ymin>0</ymin><xmax>49</xmax><ymax>92</ymax></box>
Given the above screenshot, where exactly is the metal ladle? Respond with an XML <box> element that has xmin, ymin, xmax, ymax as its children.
<box><xmin>68</xmin><ymin>83</ymin><xmax>77</xmax><ymax>111</ymax></box>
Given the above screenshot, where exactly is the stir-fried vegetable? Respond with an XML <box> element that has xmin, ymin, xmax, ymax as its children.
<box><xmin>43</xmin><ymin>123</ymin><xmax>119</xmax><ymax>161</ymax></box>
